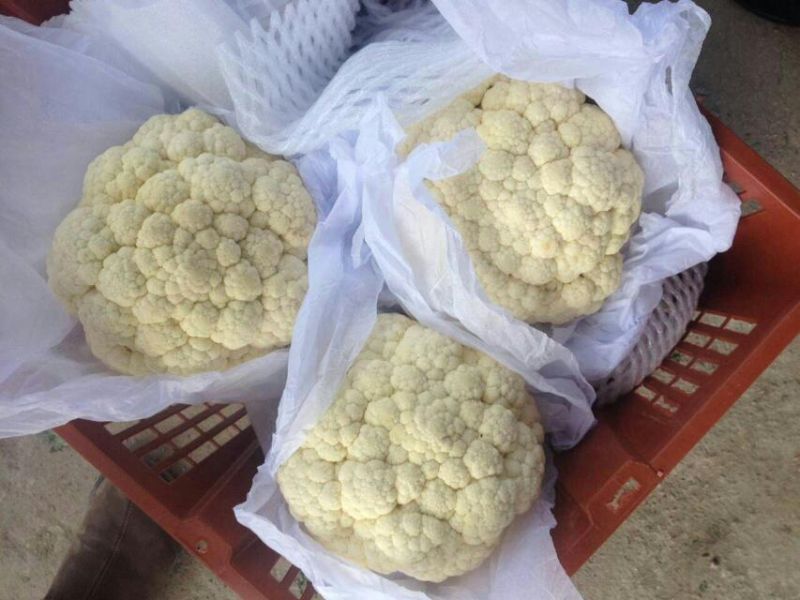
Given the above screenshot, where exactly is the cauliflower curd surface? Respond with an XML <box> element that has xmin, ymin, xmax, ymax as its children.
<box><xmin>48</xmin><ymin>109</ymin><xmax>316</xmax><ymax>375</ymax></box>
<box><xmin>401</xmin><ymin>77</ymin><xmax>644</xmax><ymax>324</ymax></box>
<box><xmin>278</xmin><ymin>314</ymin><xmax>545</xmax><ymax>582</ymax></box>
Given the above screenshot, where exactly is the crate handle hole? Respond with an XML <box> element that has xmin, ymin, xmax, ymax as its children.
<box><xmin>634</xmin><ymin>385</ymin><xmax>657</xmax><ymax>401</ymax></box>
<box><xmin>671</xmin><ymin>378</ymin><xmax>699</xmax><ymax>395</ymax></box>
<box><xmin>691</xmin><ymin>360</ymin><xmax>719</xmax><ymax>375</ymax></box>
<box><xmin>270</xmin><ymin>556</ymin><xmax>293</xmax><ymax>582</ymax></box>
<box><xmin>606</xmin><ymin>478</ymin><xmax>641</xmax><ymax>513</ymax></box>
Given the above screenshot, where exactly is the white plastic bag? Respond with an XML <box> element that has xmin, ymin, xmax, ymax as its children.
<box><xmin>1</xmin><ymin>0</ymin><xmax>383</xmax><ymax>436</ymax></box>
<box><xmin>64</xmin><ymin>0</ymin><xmax>267</xmax><ymax>115</ymax></box>
<box><xmin>409</xmin><ymin>0</ymin><xmax>741</xmax><ymax>381</ymax></box>
<box><xmin>1</xmin><ymin>1</ymin><xmax>439</xmax><ymax>438</ymax></box>
<box><xmin>0</xmin><ymin>13</ymin><xmax>289</xmax><ymax>436</ymax></box>
<box><xmin>63</xmin><ymin>0</ymin><xmax>362</xmax><ymax>143</ymax></box>
<box><xmin>239</xmin><ymin>459</ymin><xmax>578</xmax><ymax>600</ymax></box>
<box><xmin>222</xmin><ymin>0</ymin><xmax>740</xmax><ymax>382</ymax></box>
<box><xmin>0</xmin><ymin>0</ymin><xmax>378</xmax><ymax>437</ymax></box>
<box><xmin>360</xmin><ymin>104</ymin><xmax>596</xmax><ymax>450</ymax></box>
<box><xmin>236</xmin><ymin>104</ymin><xmax>582</xmax><ymax>599</ymax></box>
<box><xmin>230</xmin><ymin>2</ymin><xmax>740</xmax><ymax>597</ymax></box>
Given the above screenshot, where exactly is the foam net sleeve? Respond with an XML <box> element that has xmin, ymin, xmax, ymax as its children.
<box><xmin>595</xmin><ymin>264</ymin><xmax>708</xmax><ymax>405</ymax></box>
<box><xmin>220</xmin><ymin>0</ymin><xmax>493</xmax><ymax>155</ymax></box>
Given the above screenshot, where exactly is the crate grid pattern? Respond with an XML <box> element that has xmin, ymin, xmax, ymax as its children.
<box><xmin>105</xmin><ymin>404</ymin><xmax>252</xmax><ymax>484</ymax></box>
<box><xmin>633</xmin><ymin>310</ymin><xmax>757</xmax><ymax>416</ymax></box>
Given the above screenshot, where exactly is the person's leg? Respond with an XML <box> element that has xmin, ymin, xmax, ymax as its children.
<box><xmin>45</xmin><ymin>478</ymin><xmax>179</xmax><ymax>600</ymax></box>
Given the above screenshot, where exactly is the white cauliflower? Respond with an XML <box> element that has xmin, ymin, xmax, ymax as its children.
<box><xmin>277</xmin><ymin>314</ymin><xmax>545</xmax><ymax>582</ymax></box>
<box><xmin>47</xmin><ymin>108</ymin><xmax>316</xmax><ymax>375</ymax></box>
<box><xmin>401</xmin><ymin>77</ymin><xmax>645</xmax><ymax>324</ymax></box>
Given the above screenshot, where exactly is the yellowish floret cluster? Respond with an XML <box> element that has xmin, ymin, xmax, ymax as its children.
<box><xmin>401</xmin><ymin>77</ymin><xmax>644</xmax><ymax>324</ymax></box>
<box><xmin>48</xmin><ymin>108</ymin><xmax>316</xmax><ymax>375</ymax></box>
<box><xmin>278</xmin><ymin>314</ymin><xmax>545</xmax><ymax>582</ymax></box>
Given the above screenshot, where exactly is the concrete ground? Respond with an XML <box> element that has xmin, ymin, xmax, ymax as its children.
<box><xmin>0</xmin><ymin>1</ymin><xmax>798</xmax><ymax>599</ymax></box>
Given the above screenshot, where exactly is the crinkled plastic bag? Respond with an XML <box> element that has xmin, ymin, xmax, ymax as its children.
<box><xmin>230</xmin><ymin>2</ymin><xmax>740</xmax><ymax>597</ymax></box>
<box><xmin>222</xmin><ymin>0</ymin><xmax>740</xmax><ymax>382</ymax></box>
<box><xmin>0</xmin><ymin>12</ymin><xmax>290</xmax><ymax>436</ymax></box>
<box><xmin>236</xmin><ymin>104</ymin><xmax>583</xmax><ymax>600</ymax></box>
<box><xmin>360</xmin><ymin>104</ymin><xmax>595</xmax><ymax>450</ymax></box>
<box><xmin>407</xmin><ymin>0</ymin><xmax>741</xmax><ymax>381</ymax></box>
<box><xmin>63</xmin><ymin>0</ymin><xmax>363</xmax><ymax>144</ymax></box>
<box><xmin>1</xmin><ymin>1</ymin><xmax>465</xmax><ymax>441</ymax></box>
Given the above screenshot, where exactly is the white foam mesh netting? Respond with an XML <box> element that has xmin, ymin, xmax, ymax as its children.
<box><xmin>594</xmin><ymin>263</ymin><xmax>708</xmax><ymax>405</ymax></box>
<box><xmin>220</xmin><ymin>1</ymin><xmax>492</xmax><ymax>155</ymax></box>
<box><xmin>220</xmin><ymin>0</ymin><xmax>359</xmax><ymax>137</ymax></box>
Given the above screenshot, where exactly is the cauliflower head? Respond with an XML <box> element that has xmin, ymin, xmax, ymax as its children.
<box><xmin>277</xmin><ymin>314</ymin><xmax>545</xmax><ymax>582</ymax></box>
<box><xmin>400</xmin><ymin>77</ymin><xmax>645</xmax><ymax>324</ymax></box>
<box><xmin>47</xmin><ymin>108</ymin><xmax>316</xmax><ymax>375</ymax></box>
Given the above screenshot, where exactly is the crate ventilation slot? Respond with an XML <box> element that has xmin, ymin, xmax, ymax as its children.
<box><xmin>634</xmin><ymin>312</ymin><xmax>757</xmax><ymax>417</ymax></box>
<box><xmin>103</xmin><ymin>403</ymin><xmax>251</xmax><ymax>483</ymax></box>
<box><xmin>269</xmin><ymin>556</ymin><xmax>318</xmax><ymax>600</ymax></box>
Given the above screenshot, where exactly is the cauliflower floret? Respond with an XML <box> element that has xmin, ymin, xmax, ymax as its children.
<box><xmin>400</xmin><ymin>77</ymin><xmax>644</xmax><ymax>324</ymax></box>
<box><xmin>278</xmin><ymin>314</ymin><xmax>545</xmax><ymax>582</ymax></box>
<box><xmin>47</xmin><ymin>108</ymin><xmax>316</xmax><ymax>375</ymax></box>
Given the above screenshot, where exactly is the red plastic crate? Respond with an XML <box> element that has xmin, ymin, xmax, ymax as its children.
<box><xmin>4</xmin><ymin>2</ymin><xmax>800</xmax><ymax>598</ymax></box>
<box><xmin>0</xmin><ymin>0</ymin><xmax>68</xmax><ymax>23</ymax></box>
<box><xmin>53</xmin><ymin>110</ymin><xmax>800</xmax><ymax>600</ymax></box>
<box><xmin>552</xmin><ymin>109</ymin><xmax>800</xmax><ymax>572</ymax></box>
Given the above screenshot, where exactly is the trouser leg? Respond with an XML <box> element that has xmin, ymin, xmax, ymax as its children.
<box><xmin>44</xmin><ymin>478</ymin><xmax>179</xmax><ymax>600</ymax></box>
